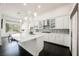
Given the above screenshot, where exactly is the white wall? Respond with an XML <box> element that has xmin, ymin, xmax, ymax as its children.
<box><xmin>68</xmin><ymin>3</ymin><xmax>77</xmax><ymax>52</ymax></box>
<box><xmin>72</xmin><ymin>11</ymin><xmax>77</xmax><ymax>56</ymax></box>
<box><xmin>78</xmin><ymin>3</ymin><xmax>79</xmax><ymax>56</ymax></box>
<box><xmin>0</xmin><ymin>16</ymin><xmax>1</xmax><ymax>45</ymax></box>
<box><xmin>68</xmin><ymin>4</ymin><xmax>78</xmax><ymax>55</ymax></box>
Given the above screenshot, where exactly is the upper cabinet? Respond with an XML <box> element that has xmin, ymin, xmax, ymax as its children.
<box><xmin>55</xmin><ymin>17</ymin><xmax>63</xmax><ymax>29</ymax></box>
<box><xmin>34</xmin><ymin>15</ymin><xmax>70</xmax><ymax>32</ymax></box>
<box><xmin>38</xmin><ymin>15</ymin><xmax>69</xmax><ymax>30</ymax></box>
<box><xmin>39</xmin><ymin>19</ymin><xmax>55</xmax><ymax>29</ymax></box>
<box><xmin>55</xmin><ymin>16</ymin><xmax>69</xmax><ymax>29</ymax></box>
<box><xmin>63</xmin><ymin>16</ymin><xmax>69</xmax><ymax>29</ymax></box>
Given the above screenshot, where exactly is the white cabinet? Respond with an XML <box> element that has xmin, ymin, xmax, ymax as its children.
<box><xmin>55</xmin><ymin>17</ymin><xmax>64</xmax><ymax>29</ymax></box>
<box><xmin>37</xmin><ymin>15</ymin><xmax>69</xmax><ymax>30</ymax></box>
<box><xmin>55</xmin><ymin>16</ymin><xmax>69</xmax><ymax>29</ymax></box>
<box><xmin>63</xmin><ymin>34</ymin><xmax>69</xmax><ymax>46</ymax></box>
<box><xmin>55</xmin><ymin>33</ymin><xmax>64</xmax><ymax>45</ymax></box>
<box><xmin>36</xmin><ymin>35</ymin><xmax>45</xmax><ymax>54</ymax></box>
<box><xmin>48</xmin><ymin>33</ymin><xmax>56</xmax><ymax>43</ymax></box>
<box><xmin>50</xmin><ymin>33</ymin><xmax>65</xmax><ymax>46</ymax></box>
<box><xmin>44</xmin><ymin>33</ymin><xmax>69</xmax><ymax>47</ymax></box>
<box><xmin>63</xmin><ymin>16</ymin><xmax>69</xmax><ymax>29</ymax></box>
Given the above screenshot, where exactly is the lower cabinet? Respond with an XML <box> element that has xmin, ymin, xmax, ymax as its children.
<box><xmin>36</xmin><ymin>36</ymin><xmax>45</xmax><ymax>54</ymax></box>
<box><xmin>44</xmin><ymin>33</ymin><xmax>69</xmax><ymax>47</ymax></box>
<box><xmin>19</xmin><ymin>36</ymin><xmax>44</xmax><ymax>56</ymax></box>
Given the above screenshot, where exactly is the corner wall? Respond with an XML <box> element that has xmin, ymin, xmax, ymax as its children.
<box><xmin>0</xmin><ymin>16</ymin><xmax>2</xmax><ymax>45</ymax></box>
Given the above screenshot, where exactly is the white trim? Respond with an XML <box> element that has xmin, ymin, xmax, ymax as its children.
<box><xmin>69</xmin><ymin>3</ymin><xmax>77</xmax><ymax>15</ymax></box>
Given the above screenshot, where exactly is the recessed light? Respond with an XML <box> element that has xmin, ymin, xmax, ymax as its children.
<box><xmin>37</xmin><ymin>5</ymin><xmax>41</xmax><ymax>9</ymax></box>
<box><xmin>24</xmin><ymin>17</ymin><xmax>28</xmax><ymax>20</ymax></box>
<box><xmin>19</xmin><ymin>19</ymin><xmax>22</xmax><ymax>22</ymax></box>
<box><xmin>23</xmin><ymin>3</ymin><xmax>27</xmax><ymax>6</ymax></box>
<box><xmin>34</xmin><ymin>12</ymin><xmax>37</xmax><ymax>17</ymax></box>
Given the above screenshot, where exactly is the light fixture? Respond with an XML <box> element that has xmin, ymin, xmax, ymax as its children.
<box><xmin>19</xmin><ymin>19</ymin><xmax>22</xmax><ymax>22</ymax></box>
<box><xmin>37</xmin><ymin>5</ymin><xmax>41</xmax><ymax>9</ymax></box>
<box><xmin>24</xmin><ymin>17</ymin><xmax>28</xmax><ymax>20</ymax></box>
<box><xmin>23</xmin><ymin>3</ymin><xmax>27</xmax><ymax>6</ymax></box>
<box><xmin>34</xmin><ymin>12</ymin><xmax>37</xmax><ymax>17</ymax></box>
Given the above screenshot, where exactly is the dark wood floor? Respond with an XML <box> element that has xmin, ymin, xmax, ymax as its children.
<box><xmin>0</xmin><ymin>40</ymin><xmax>71</xmax><ymax>56</ymax></box>
<box><xmin>0</xmin><ymin>41</ymin><xmax>32</xmax><ymax>56</ymax></box>
<box><xmin>39</xmin><ymin>41</ymin><xmax>72</xmax><ymax>56</ymax></box>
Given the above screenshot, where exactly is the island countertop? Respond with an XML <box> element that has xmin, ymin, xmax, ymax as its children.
<box><xmin>12</xmin><ymin>32</ymin><xmax>46</xmax><ymax>42</ymax></box>
<box><xmin>20</xmin><ymin>33</ymin><xmax>45</xmax><ymax>42</ymax></box>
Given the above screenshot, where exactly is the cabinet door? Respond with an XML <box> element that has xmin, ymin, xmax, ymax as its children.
<box><xmin>50</xmin><ymin>19</ymin><xmax>55</xmax><ymax>28</ymax></box>
<box><xmin>43</xmin><ymin>34</ymin><xmax>49</xmax><ymax>41</ymax></box>
<box><xmin>47</xmin><ymin>33</ymin><xmax>65</xmax><ymax>46</ymax></box>
<box><xmin>55</xmin><ymin>33</ymin><xmax>64</xmax><ymax>45</ymax></box>
<box><xmin>55</xmin><ymin>16</ymin><xmax>69</xmax><ymax>29</ymax></box>
<box><xmin>39</xmin><ymin>21</ymin><xmax>43</xmax><ymax>29</ymax></box>
<box><xmin>63</xmin><ymin>16</ymin><xmax>69</xmax><ymax>29</ymax></box>
<box><xmin>55</xmin><ymin>17</ymin><xmax>64</xmax><ymax>29</ymax></box>
<box><xmin>63</xmin><ymin>34</ymin><xmax>69</xmax><ymax>46</ymax></box>
<box><xmin>47</xmin><ymin>33</ymin><xmax>56</xmax><ymax>43</ymax></box>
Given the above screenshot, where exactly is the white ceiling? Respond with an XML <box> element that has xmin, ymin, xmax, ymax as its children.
<box><xmin>0</xmin><ymin>3</ymin><xmax>73</xmax><ymax>19</ymax></box>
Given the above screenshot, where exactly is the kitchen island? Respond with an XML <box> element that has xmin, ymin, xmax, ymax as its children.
<box><xmin>12</xmin><ymin>33</ymin><xmax>45</xmax><ymax>56</ymax></box>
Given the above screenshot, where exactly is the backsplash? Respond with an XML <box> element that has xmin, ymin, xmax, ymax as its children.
<box><xmin>38</xmin><ymin>29</ymin><xmax>69</xmax><ymax>34</ymax></box>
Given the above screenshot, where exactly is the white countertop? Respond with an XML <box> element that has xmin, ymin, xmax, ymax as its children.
<box><xmin>20</xmin><ymin>33</ymin><xmax>45</xmax><ymax>42</ymax></box>
<box><xmin>12</xmin><ymin>32</ymin><xmax>45</xmax><ymax>42</ymax></box>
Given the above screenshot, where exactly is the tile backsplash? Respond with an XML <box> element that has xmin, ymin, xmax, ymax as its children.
<box><xmin>38</xmin><ymin>29</ymin><xmax>69</xmax><ymax>34</ymax></box>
